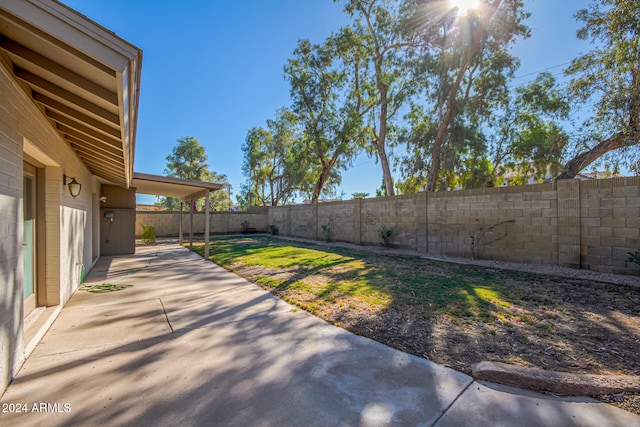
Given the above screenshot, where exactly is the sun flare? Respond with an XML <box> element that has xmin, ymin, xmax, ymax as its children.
<box><xmin>450</xmin><ymin>0</ymin><xmax>480</xmax><ymax>14</ymax></box>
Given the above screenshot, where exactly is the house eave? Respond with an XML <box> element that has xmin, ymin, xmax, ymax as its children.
<box><xmin>0</xmin><ymin>0</ymin><xmax>142</xmax><ymax>187</ymax></box>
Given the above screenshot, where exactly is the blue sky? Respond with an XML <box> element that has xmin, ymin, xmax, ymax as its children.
<box><xmin>59</xmin><ymin>0</ymin><xmax>591</xmax><ymax>204</ymax></box>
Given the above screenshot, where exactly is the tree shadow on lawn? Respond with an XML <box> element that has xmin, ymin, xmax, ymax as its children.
<box><xmin>200</xmin><ymin>236</ymin><xmax>640</xmax><ymax>378</ymax></box>
<box><xmin>332</xmin><ymin>262</ymin><xmax>640</xmax><ymax>378</ymax></box>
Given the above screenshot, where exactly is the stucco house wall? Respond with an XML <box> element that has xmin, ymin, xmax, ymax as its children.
<box><xmin>0</xmin><ymin>0</ymin><xmax>141</xmax><ymax>395</ymax></box>
<box><xmin>0</xmin><ymin>59</ymin><xmax>100</xmax><ymax>391</ymax></box>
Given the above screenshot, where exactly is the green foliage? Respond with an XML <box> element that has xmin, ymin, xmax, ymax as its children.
<box><xmin>351</xmin><ymin>192</ymin><xmax>369</xmax><ymax>199</ymax></box>
<box><xmin>241</xmin><ymin>220</ymin><xmax>250</xmax><ymax>233</ymax></box>
<box><xmin>375</xmin><ymin>178</ymin><xmax>388</xmax><ymax>197</ymax></box>
<box><xmin>628</xmin><ymin>251</ymin><xmax>640</xmax><ymax>267</ymax></box>
<box><xmin>560</xmin><ymin>0</ymin><xmax>640</xmax><ymax>176</ymax></box>
<box><xmin>141</xmin><ymin>225</ymin><xmax>156</xmax><ymax>245</ymax></box>
<box><xmin>285</xmin><ymin>35</ymin><xmax>368</xmax><ymax>202</ymax></box>
<box><xmin>377</xmin><ymin>225</ymin><xmax>394</xmax><ymax>247</ymax></box>
<box><xmin>157</xmin><ymin>136</ymin><xmax>230</xmax><ymax>211</ymax></box>
<box><xmin>336</xmin><ymin>0</ymin><xmax>419</xmax><ymax>197</ymax></box>
<box><xmin>235</xmin><ymin>190</ymin><xmax>250</xmax><ymax>211</ymax></box>
<box><xmin>245</xmin><ymin>1</ymin><xmax>640</xmax><ymax>194</ymax></box>
<box><xmin>489</xmin><ymin>72</ymin><xmax>570</xmax><ymax>185</ymax></box>
<box><xmin>165</xmin><ymin>136</ymin><xmax>210</xmax><ymax>181</ymax></box>
<box><xmin>401</xmin><ymin>0</ymin><xmax>531</xmax><ymax>192</ymax></box>
<box><xmin>395</xmin><ymin>175</ymin><xmax>424</xmax><ymax>195</ymax></box>
<box><xmin>241</xmin><ymin>108</ymin><xmax>305</xmax><ymax>206</ymax></box>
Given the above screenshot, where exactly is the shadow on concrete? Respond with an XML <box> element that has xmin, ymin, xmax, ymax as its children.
<box><xmin>1</xmin><ymin>243</ymin><xmax>638</xmax><ymax>427</ymax></box>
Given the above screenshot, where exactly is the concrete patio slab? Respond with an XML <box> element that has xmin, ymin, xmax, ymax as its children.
<box><xmin>66</xmin><ymin>249</ymin><xmax>252</xmax><ymax>309</ymax></box>
<box><xmin>1</xmin><ymin>297</ymin><xmax>472</xmax><ymax>425</ymax></box>
<box><xmin>160</xmin><ymin>285</ymin><xmax>294</xmax><ymax>331</ymax></box>
<box><xmin>434</xmin><ymin>381</ymin><xmax>640</xmax><ymax>427</ymax></box>
<box><xmin>1</xmin><ymin>243</ymin><xmax>639</xmax><ymax>426</ymax></box>
<box><xmin>31</xmin><ymin>299</ymin><xmax>171</xmax><ymax>356</ymax></box>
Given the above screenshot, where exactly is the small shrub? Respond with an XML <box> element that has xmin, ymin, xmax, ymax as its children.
<box><xmin>378</xmin><ymin>225</ymin><xmax>394</xmax><ymax>248</ymax></box>
<box><xmin>141</xmin><ymin>224</ymin><xmax>156</xmax><ymax>244</ymax></box>
<box><xmin>269</xmin><ymin>225</ymin><xmax>279</xmax><ymax>235</ymax></box>
<box><xmin>241</xmin><ymin>220</ymin><xmax>250</xmax><ymax>233</ymax></box>
<box><xmin>321</xmin><ymin>224</ymin><xmax>331</xmax><ymax>242</ymax></box>
<box><xmin>628</xmin><ymin>250</ymin><xmax>640</xmax><ymax>265</ymax></box>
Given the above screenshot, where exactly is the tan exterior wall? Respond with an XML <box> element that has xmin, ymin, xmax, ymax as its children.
<box><xmin>138</xmin><ymin>178</ymin><xmax>640</xmax><ymax>278</ymax></box>
<box><xmin>0</xmin><ymin>61</ymin><xmax>100</xmax><ymax>391</ymax></box>
<box><xmin>0</xmin><ymin>63</ymin><xmax>24</xmax><ymax>390</ymax></box>
<box><xmin>100</xmin><ymin>186</ymin><xmax>136</xmax><ymax>256</ymax></box>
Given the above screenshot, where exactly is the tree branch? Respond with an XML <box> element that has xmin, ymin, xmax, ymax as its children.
<box><xmin>557</xmin><ymin>132</ymin><xmax>626</xmax><ymax>179</ymax></box>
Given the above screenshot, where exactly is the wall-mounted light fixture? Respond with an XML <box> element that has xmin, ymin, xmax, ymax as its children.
<box><xmin>63</xmin><ymin>174</ymin><xmax>82</xmax><ymax>198</ymax></box>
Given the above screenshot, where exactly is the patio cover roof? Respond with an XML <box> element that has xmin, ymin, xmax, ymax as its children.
<box><xmin>133</xmin><ymin>172</ymin><xmax>222</xmax><ymax>260</ymax></box>
<box><xmin>132</xmin><ymin>172</ymin><xmax>223</xmax><ymax>201</ymax></box>
<box><xmin>0</xmin><ymin>0</ymin><xmax>142</xmax><ymax>188</ymax></box>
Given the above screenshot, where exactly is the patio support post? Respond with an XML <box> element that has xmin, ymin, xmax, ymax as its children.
<box><xmin>179</xmin><ymin>202</ymin><xmax>184</xmax><ymax>244</ymax></box>
<box><xmin>189</xmin><ymin>199</ymin><xmax>193</xmax><ymax>251</ymax></box>
<box><xmin>204</xmin><ymin>190</ymin><xmax>210</xmax><ymax>260</ymax></box>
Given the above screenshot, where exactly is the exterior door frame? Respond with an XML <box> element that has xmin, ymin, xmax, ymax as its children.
<box><xmin>23</xmin><ymin>157</ymin><xmax>47</xmax><ymax>314</ymax></box>
<box><xmin>23</xmin><ymin>162</ymin><xmax>37</xmax><ymax>315</ymax></box>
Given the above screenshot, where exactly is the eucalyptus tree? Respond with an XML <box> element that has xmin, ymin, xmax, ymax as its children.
<box><xmin>336</xmin><ymin>0</ymin><xmax>420</xmax><ymax>196</ymax></box>
<box><xmin>241</xmin><ymin>109</ymin><xmax>301</xmax><ymax>206</ymax></box>
<box><xmin>158</xmin><ymin>136</ymin><xmax>229</xmax><ymax>211</ymax></box>
<box><xmin>242</xmin><ymin>127</ymin><xmax>271</xmax><ymax>206</ymax></box>
<box><xmin>285</xmin><ymin>35</ymin><xmax>372</xmax><ymax>202</ymax></box>
<box><xmin>403</xmin><ymin>0</ymin><xmax>530</xmax><ymax>191</ymax></box>
<box><xmin>490</xmin><ymin>72</ymin><xmax>570</xmax><ymax>185</ymax></box>
<box><xmin>558</xmin><ymin>0</ymin><xmax>640</xmax><ymax>178</ymax></box>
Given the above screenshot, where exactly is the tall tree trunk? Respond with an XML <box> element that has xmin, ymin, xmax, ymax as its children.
<box><xmin>557</xmin><ymin>133</ymin><xmax>626</xmax><ymax>179</ymax></box>
<box><xmin>312</xmin><ymin>167</ymin><xmax>331</xmax><ymax>202</ymax></box>
<box><xmin>269</xmin><ymin>179</ymin><xmax>275</xmax><ymax>206</ymax></box>
<box><xmin>424</xmin><ymin>0</ymin><xmax>503</xmax><ymax>192</ymax></box>
<box><xmin>376</xmin><ymin>86</ymin><xmax>395</xmax><ymax>196</ymax></box>
<box><xmin>312</xmin><ymin>155</ymin><xmax>339</xmax><ymax>202</ymax></box>
<box><xmin>425</xmin><ymin>145</ymin><xmax>441</xmax><ymax>192</ymax></box>
<box><xmin>378</xmin><ymin>143</ymin><xmax>394</xmax><ymax>196</ymax></box>
<box><xmin>360</xmin><ymin>2</ymin><xmax>397</xmax><ymax>197</ymax></box>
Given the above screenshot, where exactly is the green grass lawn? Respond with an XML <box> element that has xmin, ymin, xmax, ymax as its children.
<box><xmin>189</xmin><ymin>235</ymin><xmax>569</xmax><ymax>325</ymax></box>
<box><xmin>188</xmin><ymin>235</ymin><xmax>640</xmax><ymax>392</ymax></box>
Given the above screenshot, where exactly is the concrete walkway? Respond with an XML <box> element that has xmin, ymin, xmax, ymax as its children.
<box><xmin>1</xmin><ymin>244</ymin><xmax>638</xmax><ymax>427</ymax></box>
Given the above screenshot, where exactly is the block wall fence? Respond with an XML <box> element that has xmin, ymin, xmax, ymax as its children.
<box><xmin>136</xmin><ymin>177</ymin><xmax>640</xmax><ymax>276</ymax></box>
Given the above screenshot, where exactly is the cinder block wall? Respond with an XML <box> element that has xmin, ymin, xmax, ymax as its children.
<box><xmin>360</xmin><ymin>194</ymin><xmax>424</xmax><ymax>250</ymax></box>
<box><xmin>136</xmin><ymin>212</ymin><xmax>268</xmax><ymax>237</ymax></box>
<box><xmin>579</xmin><ymin>177</ymin><xmax>640</xmax><ymax>275</ymax></box>
<box><xmin>290</xmin><ymin>204</ymin><xmax>315</xmax><ymax>239</ymax></box>
<box><xmin>136</xmin><ymin>177</ymin><xmax>640</xmax><ymax>276</ymax></box>
<box><xmin>426</xmin><ymin>183</ymin><xmax>559</xmax><ymax>264</ymax></box>
<box><xmin>318</xmin><ymin>200</ymin><xmax>358</xmax><ymax>242</ymax></box>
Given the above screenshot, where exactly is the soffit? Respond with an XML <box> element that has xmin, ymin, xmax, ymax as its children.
<box><xmin>132</xmin><ymin>172</ymin><xmax>224</xmax><ymax>202</ymax></box>
<box><xmin>0</xmin><ymin>0</ymin><xmax>142</xmax><ymax>188</ymax></box>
